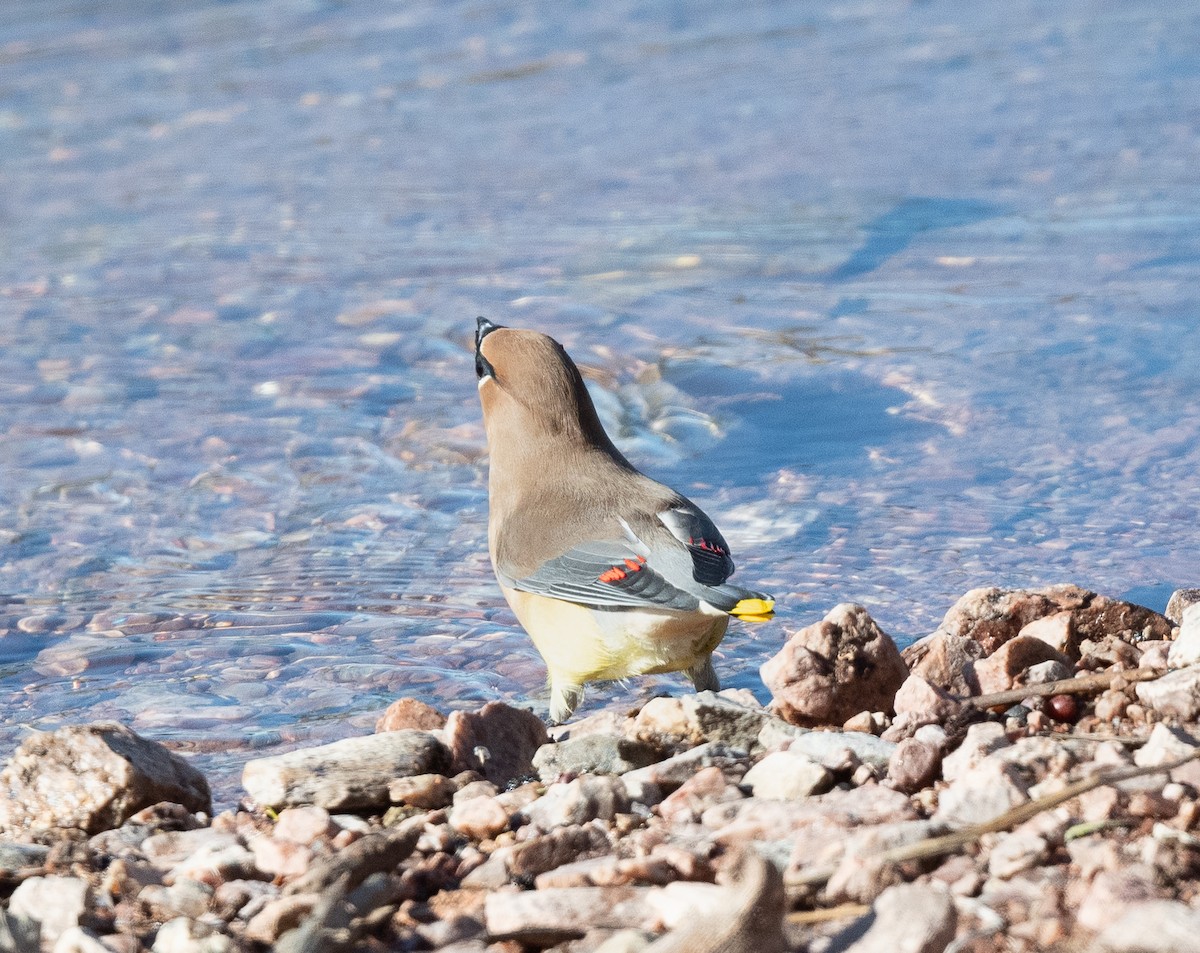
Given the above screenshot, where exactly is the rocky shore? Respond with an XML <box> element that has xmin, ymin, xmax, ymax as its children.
<box><xmin>3</xmin><ymin>583</ymin><xmax>1200</xmax><ymax>953</ymax></box>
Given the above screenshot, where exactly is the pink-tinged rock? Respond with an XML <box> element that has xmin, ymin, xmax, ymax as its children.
<box><xmin>389</xmin><ymin>773</ymin><xmax>458</xmax><ymax>810</ymax></box>
<box><xmin>273</xmin><ymin>806</ymin><xmax>335</xmax><ymax>845</ymax></box>
<box><xmin>903</xmin><ymin>631</ymin><xmax>984</xmax><ymax>696</ymax></box>
<box><xmin>375</xmin><ymin>697</ymin><xmax>447</xmax><ymax>733</ymax></box>
<box><xmin>1139</xmin><ymin>641</ymin><xmax>1172</xmax><ymax>671</ymax></box>
<box><xmin>970</xmin><ymin>636</ymin><xmax>1074</xmax><ymax>695</ymax></box>
<box><xmin>0</xmin><ymin>723</ymin><xmax>211</xmax><ymax>835</ymax></box>
<box><xmin>760</xmin><ymin>604</ymin><xmax>908</xmax><ymax>727</ymax></box>
<box><xmin>621</xmin><ymin>743</ymin><xmax>746</xmax><ymax>805</ymax></box>
<box><xmin>657</xmin><ymin>765</ymin><xmax>745</xmax><ymax>825</ymax></box>
<box><xmin>1136</xmin><ymin>667</ymin><xmax>1200</xmax><ymax>720</ymax></box>
<box><xmin>534</xmin><ymin>855</ymin><xmax>679</xmax><ymax>889</ymax></box>
<box><xmin>1018</xmin><ymin>611</ymin><xmax>1074</xmax><ymax>655</ymax></box>
<box><xmin>484</xmin><ymin>885</ymin><xmax>653</xmax><ymax>944</ymax></box>
<box><xmin>448</xmin><ymin>795</ymin><xmax>511</xmax><ymax>841</ymax></box>
<box><xmin>987</xmin><ymin>830</ymin><xmax>1049</xmax><ymax>879</ymax></box>
<box><xmin>445</xmin><ymin>702</ymin><xmax>549</xmax><ymax>787</ymax></box>
<box><xmin>887</xmin><ymin>738</ymin><xmax>942</xmax><ymax>794</ymax></box>
<box><xmin>250</xmin><ymin>834</ymin><xmax>313</xmax><ymax>879</ymax></box>
<box><xmin>244</xmin><ymin>894</ymin><xmax>318</xmax><ymax>945</ymax></box>
<box><xmin>708</xmin><ymin>784</ymin><xmax>916</xmax><ymax>845</ymax></box>
<box><xmin>892</xmin><ymin>675</ymin><xmax>960</xmax><ymax>720</ymax></box>
<box><xmin>936</xmin><ymin>585</ymin><xmax>1092</xmax><ymax>655</ymax></box>
<box><xmin>826</xmin><ymin>882</ymin><xmax>956</xmax><ymax>953</ymax></box>
<box><xmin>934</xmin><ymin>758</ymin><xmax>1030</xmax><ymax>829</ymax></box>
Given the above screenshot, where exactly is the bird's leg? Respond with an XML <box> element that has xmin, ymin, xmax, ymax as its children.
<box><xmin>549</xmin><ymin>680</ymin><xmax>585</xmax><ymax>724</ymax></box>
<box><xmin>688</xmin><ymin>655</ymin><xmax>720</xmax><ymax>693</ymax></box>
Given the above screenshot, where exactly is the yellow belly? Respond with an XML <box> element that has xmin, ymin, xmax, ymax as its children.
<box><xmin>500</xmin><ymin>585</ymin><xmax>729</xmax><ymax>686</ymax></box>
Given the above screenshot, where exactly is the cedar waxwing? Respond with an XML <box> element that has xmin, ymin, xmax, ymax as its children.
<box><xmin>475</xmin><ymin>317</ymin><xmax>774</xmax><ymax>723</ymax></box>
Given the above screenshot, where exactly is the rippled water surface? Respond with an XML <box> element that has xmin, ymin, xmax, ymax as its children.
<box><xmin>2</xmin><ymin>1</ymin><xmax>1198</xmax><ymax>803</ymax></box>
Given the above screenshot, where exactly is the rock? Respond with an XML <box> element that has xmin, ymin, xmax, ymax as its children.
<box><xmin>641</xmin><ymin>849</ymin><xmax>786</xmax><ymax>953</ymax></box>
<box><xmin>168</xmin><ymin>841</ymin><xmax>259</xmax><ymax>888</ymax></box>
<box><xmin>1075</xmin><ymin>869</ymin><xmax>1167</xmax><ymax>933</ymax></box>
<box><xmin>1024</xmin><ymin>659</ymin><xmax>1074</xmax><ymax>685</ymax></box>
<box><xmin>9</xmin><ymin>875</ymin><xmax>91</xmax><ymax>949</ymax></box>
<box><xmin>535</xmin><ymin>855</ymin><xmax>678</xmax><ymax>889</ymax></box>
<box><xmin>657</xmin><ymin>765</ymin><xmax>745</xmax><ymax>824</ymax></box>
<box><xmin>971</xmin><ymin>636</ymin><xmax>1073</xmax><ymax>694</ymax></box>
<box><xmin>51</xmin><ymin>926</ymin><xmax>111</xmax><ymax>953</ymax></box>
<box><xmin>243</xmin><ymin>895</ymin><xmax>318</xmax><ymax>945</ymax></box>
<box><xmin>987</xmin><ymin>830</ymin><xmax>1049</xmax><ymax>879</ymax></box>
<box><xmin>448</xmin><ymin>795</ymin><xmax>511</xmax><ymax>841</ymax></box>
<box><xmin>826</xmin><ymin>882</ymin><xmax>956</xmax><ymax>953</ymax></box>
<box><xmin>272</xmin><ymin>806</ymin><xmax>336</xmax><ymax>845</ymax></box>
<box><xmin>940</xmin><ymin>722</ymin><xmax>1009</xmax><ymax>783</ymax></box>
<box><xmin>1089</xmin><ymin>899</ymin><xmax>1200</xmax><ymax>953</ymax></box>
<box><xmin>758</xmin><ymin>723</ymin><xmax>897</xmax><ymax>773</ymax></box>
<box><xmin>934</xmin><ymin>757</ymin><xmax>1031</xmax><ymax>829</ymax></box>
<box><xmin>150</xmin><ymin>916</ymin><xmax>235</xmax><ymax>953</ymax></box>
<box><xmin>242</xmin><ymin>729</ymin><xmax>449</xmax><ymax>810</ymax></box>
<box><xmin>444</xmin><ymin>701</ymin><xmax>549</xmax><ymax>787</ymax></box>
<box><xmin>499</xmin><ymin>823</ymin><xmax>614</xmax><ymax>884</ymax></box>
<box><xmin>825</xmin><ymin>820</ymin><xmax>947</xmax><ymax>904</ymax></box>
<box><xmin>1135</xmin><ymin>667</ymin><xmax>1200</xmax><ymax>720</ymax></box>
<box><xmin>375</xmin><ymin>697</ymin><xmax>447</xmax><ymax>733</ymax></box>
<box><xmin>484</xmin><ymin>885</ymin><xmax>653</xmax><ymax>945</ymax></box>
<box><xmin>887</xmin><ymin>738</ymin><xmax>942</xmax><ymax>794</ymax></box>
<box><xmin>139</xmin><ymin>879</ymin><xmax>214</xmax><ymax>921</ymax></box>
<box><xmin>1166</xmin><ymin>589</ymin><xmax>1200</xmax><ymax>625</ymax></box>
<box><xmin>1168</xmin><ymin>605</ymin><xmax>1200</xmax><ymax>668</ymax></box>
<box><xmin>903</xmin><ymin>632</ymin><xmax>984</xmax><ymax>697</ymax></box>
<box><xmin>934</xmin><ymin>584</ymin><xmax>1092</xmax><ymax>655</ymax></box>
<box><xmin>142</xmin><ymin>828</ymin><xmax>238</xmax><ymax>869</ymax></box>
<box><xmin>1018</xmin><ymin>611</ymin><xmax>1075</xmax><ymax>655</ymax></box>
<box><xmin>892</xmin><ymin>676</ymin><xmax>955</xmax><ymax>720</ymax></box>
<box><xmin>250</xmin><ymin>834</ymin><xmax>313</xmax><ymax>879</ymax></box>
<box><xmin>760</xmin><ymin>604</ymin><xmax>908</xmax><ymax>727</ymax></box>
<box><xmin>741</xmin><ymin>749</ymin><xmax>832</xmax><ymax>800</ymax></box>
<box><xmin>533</xmin><ymin>734</ymin><xmax>663</xmax><ymax>780</ymax></box>
<box><xmin>388</xmin><ymin>773</ymin><xmax>458</xmax><ymax>809</ymax></box>
<box><xmin>0</xmin><ymin>723</ymin><xmax>211</xmax><ymax>835</ymax></box>
<box><xmin>711</xmin><ymin>785</ymin><xmax>917</xmax><ymax>845</ymax></box>
<box><xmin>621</xmin><ymin>743</ymin><xmax>748</xmax><ymax>804</ymax></box>
<box><xmin>523</xmin><ymin>776</ymin><xmax>630</xmax><ymax>830</ymax></box>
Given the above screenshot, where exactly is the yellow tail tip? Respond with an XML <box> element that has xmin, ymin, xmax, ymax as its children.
<box><xmin>731</xmin><ymin>598</ymin><xmax>775</xmax><ymax>621</ymax></box>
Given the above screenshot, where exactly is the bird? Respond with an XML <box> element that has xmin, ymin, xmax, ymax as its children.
<box><xmin>474</xmin><ymin>316</ymin><xmax>774</xmax><ymax>723</ymax></box>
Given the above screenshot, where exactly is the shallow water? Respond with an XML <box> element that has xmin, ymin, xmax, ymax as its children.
<box><xmin>2</xmin><ymin>0</ymin><xmax>1198</xmax><ymax>805</ymax></box>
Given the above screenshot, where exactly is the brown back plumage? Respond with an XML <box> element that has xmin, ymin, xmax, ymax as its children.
<box><xmin>478</xmin><ymin>327</ymin><xmax>676</xmax><ymax>577</ymax></box>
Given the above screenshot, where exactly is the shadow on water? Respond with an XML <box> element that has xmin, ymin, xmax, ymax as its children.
<box><xmin>824</xmin><ymin>197</ymin><xmax>1006</xmax><ymax>282</ymax></box>
<box><xmin>659</xmin><ymin>360</ymin><xmax>941</xmax><ymax>485</ymax></box>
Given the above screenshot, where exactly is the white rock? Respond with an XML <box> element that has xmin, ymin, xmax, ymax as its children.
<box><xmin>151</xmin><ymin>916</ymin><xmax>236</xmax><ymax>953</ymax></box>
<box><xmin>1091</xmin><ymin>899</ymin><xmax>1200</xmax><ymax>952</ymax></box>
<box><xmin>53</xmin><ymin>926</ymin><xmax>110</xmax><ymax>953</ymax></box>
<box><xmin>986</xmin><ymin>830</ymin><xmax>1048</xmax><ymax>879</ymax></box>
<box><xmin>940</xmin><ymin>722</ymin><xmax>1009</xmax><ymax>783</ymax></box>
<box><xmin>934</xmin><ymin>758</ymin><xmax>1030</xmax><ymax>829</ymax></box>
<box><xmin>9</xmin><ymin>875</ymin><xmax>91</xmax><ymax>948</ymax></box>
<box><xmin>742</xmin><ymin>749</ymin><xmax>832</xmax><ymax>800</ymax></box>
<box><xmin>1133</xmin><ymin>723</ymin><xmax>1200</xmax><ymax>768</ymax></box>
<box><xmin>1136</xmin><ymin>666</ymin><xmax>1200</xmax><ymax>720</ymax></box>
<box><xmin>827</xmin><ymin>882</ymin><xmax>956</xmax><ymax>953</ymax></box>
<box><xmin>1167</xmin><ymin>605</ymin><xmax>1200</xmax><ymax>668</ymax></box>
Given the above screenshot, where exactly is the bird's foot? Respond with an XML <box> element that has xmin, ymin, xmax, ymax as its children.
<box><xmin>687</xmin><ymin>656</ymin><xmax>720</xmax><ymax>693</ymax></box>
<box><xmin>549</xmin><ymin>682</ymin><xmax>585</xmax><ymax>724</ymax></box>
